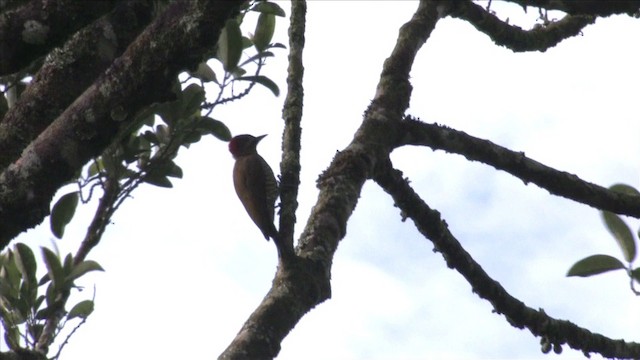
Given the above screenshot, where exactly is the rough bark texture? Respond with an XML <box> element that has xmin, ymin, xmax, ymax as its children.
<box><xmin>449</xmin><ymin>1</ymin><xmax>595</xmax><ymax>52</ymax></box>
<box><xmin>220</xmin><ymin>1</ymin><xmax>441</xmax><ymax>358</ymax></box>
<box><xmin>222</xmin><ymin>0</ymin><xmax>640</xmax><ymax>359</ymax></box>
<box><xmin>2</xmin><ymin>0</ymin><xmax>640</xmax><ymax>359</ymax></box>
<box><xmin>0</xmin><ymin>0</ymin><xmax>116</xmax><ymax>75</ymax></box>
<box><xmin>0</xmin><ymin>0</ymin><xmax>244</xmax><ymax>247</ymax></box>
<box><xmin>0</xmin><ymin>0</ymin><xmax>153</xmax><ymax>170</ymax></box>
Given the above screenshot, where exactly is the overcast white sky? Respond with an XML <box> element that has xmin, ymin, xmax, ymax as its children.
<box><xmin>9</xmin><ymin>2</ymin><xmax>640</xmax><ymax>359</ymax></box>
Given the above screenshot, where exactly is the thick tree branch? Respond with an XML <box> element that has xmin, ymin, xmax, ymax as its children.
<box><xmin>448</xmin><ymin>0</ymin><xmax>595</xmax><ymax>52</ymax></box>
<box><xmin>0</xmin><ymin>1</ymin><xmax>152</xmax><ymax>171</ymax></box>
<box><xmin>0</xmin><ymin>0</ymin><xmax>116</xmax><ymax>75</ymax></box>
<box><xmin>504</xmin><ymin>0</ymin><xmax>640</xmax><ymax>17</ymax></box>
<box><xmin>397</xmin><ymin>119</ymin><xmax>640</xmax><ymax>218</ymax></box>
<box><xmin>277</xmin><ymin>0</ymin><xmax>306</xmax><ymax>261</ymax></box>
<box><xmin>0</xmin><ymin>0</ymin><xmax>243</xmax><ymax>248</ymax></box>
<box><xmin>373</xmin><ymin>157</ymin><xmax>640</xmax><ymax>359</ymax></box>
<box><xmin>220</xmin><ymin>1</ymin><xmax>442</xmax><ymax>358</ymax></box>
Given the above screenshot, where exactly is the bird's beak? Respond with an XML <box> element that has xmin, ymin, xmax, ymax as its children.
<box><xmin>256</xmin><ymin>134</ymin><xmax>267</xmax><ymax>142</ymax></box>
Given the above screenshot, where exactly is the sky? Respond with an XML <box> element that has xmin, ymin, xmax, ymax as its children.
<box><xmin>6</xmin><ymin>1</ymin><xmax>640</xmax><ymax>359</ymax></box>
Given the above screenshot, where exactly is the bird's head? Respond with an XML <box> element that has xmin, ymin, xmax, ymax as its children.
<box><xmin>228</xmin><ymin>134</ymin><xmax>267</xmax><ymax>159</ymax></box>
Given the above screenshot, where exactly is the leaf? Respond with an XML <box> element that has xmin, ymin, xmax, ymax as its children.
<box><xmin>63</xmin><ymin>253</ymin><xmax>74</xmax><ymax>275</ymax></box>
<box><xmin>217</xmin><ymin>19</ymin><xmax>243</xmax><ymax>72</ymax></box>
<box><xmin>166</xmin><ymin>163</ymin><xmax>183</xmax><ymax>179</ymax></box>
<box><xmin>28</xmin><ymin>323</ymin><xmax>44</xmax><ymax>341</ymax></box>
<box><xmin>197</xmin><ymin>117</ymin><xmax>232</xmax><ymax>141</ymax></box>
<box><xmin>609</xmin><ymin>183</ymin><xmax>640</xmax><ymax>197</ymax></box>
<box><xmin>180</xmin><ymin>84</ymin><xmax>205</xmax><ymax>116</ymax></box>
<box><xmin>631</xmin><ymin>268</ymin><xmax>640</xmax><ymax>283</ymax></box>
<box><xmin>37</xmin><ymin>273</ymin><xmax>50</xmax><ymax>287</ymax></box>
<box><xmin>239</xmin><ymin>51</ymin><xmax>274</xmax><ymax>67</ymax></box>
<box><xmin>68</xmin><ymin>300</ymin><xmax>94</xmax><ymax>320</ymax></box>
<box><xmin>602</xmin><ymin>211</ymin><xmax>636</xmax><ymax>262</ymax></box>
<box><xmin>144</xmin><ymin>174</ymin><xmax>173</xmax><ymax>188</ymax></box>
<box><xmin>87</xmin><ymin>158</ymin><xmax>103</xmax><ymax>177</ymax></box>
<box><xmin>1</xmin><ymin>252</ymin><xmax>21</xmax><ymax>299</ymax></box>
<box><xmin>13</xmin><ymin>243</ymin><xmax>37</xmax><ymax>286</ymax></box>
<box><xmin>236</xmin><ymin>75</ymin><xmax>280</xmax><ymax>96</ymax></box>
<box><xmin>41</xmin><ymin>247</ymin><xmax>64</xmax><ymax>291</ymax></box>
<box><xmin>567</xmin><ymin>254</ymin><xmax>625</xmax><ymax>277</ymax></box>
<box><xmin>156</xmin><ymin>124</ymin><xmax>170</xmax><ymax>144</ymax></box>
<box><xmin>65</xmin><ymin>260</ymin><xmax>104</xmax><ymax>286</ymax></box>
<box><xmin>241</xmin><ymin>36</ymin><xmax>253</xmax><ymax>50</ymax></box>
<box><xmin>35</xmin><ymin>305</ymin><xmax>55</xmax><ymax>320</ymax></box>
<box><xmin>252</xmin><ymin>13</ymin><xmax>275</xmax><ymax>52</ymax></box>
<box><xmin>50</xmin><ymin>192</ymin><xmax>79</xmax><ymax>239</ymax></box>
<box><xmin>250</xmin><ymin>1</ymin><xmax>286</xmax><ymax>17</ymax></box>
<box><xmin>269</xmin><ymin>42</ymin><xmax>287</xmax><ymax>49</ymax></box>
<box><xmin>189</xmin><ymin>62</ymin><xmax>217</xmax><ymax>83</ymax></box>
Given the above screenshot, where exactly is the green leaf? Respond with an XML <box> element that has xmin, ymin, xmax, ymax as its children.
<box><xmin>156</xmin><ymin>124</ymin><xmax>170</xmax><ymax>144</ymax></box>
<box><xmin>68</xmin><ymin>300</ymin><xmax>94</xmax><ymax>320</ymax></box>
<box><xmin>87</xmin><ymin>158</ymin><xmax>103</xmax><ymax>177</ymax></box>
<box><xmin>189</xmin><ymin>62</ymin><xmax>217</xmax><ymax>83</ymax></box>
<box><xmin>252</xmin><ymin>13</ymin><xmax>275</xmax><ymax>52</ymax></box>
<box><xmin>180</xmin><ymin>84</ymin><xmax>205</xmax><ymax>117</ymax></box>
<box><xmin>34</xmin><ymin>295</ymin><xmax>45</xmax><ymax>312</ymax></box>
<box><xmin>631</xmin><ymin>268</ymin><xmax>640</xmax><ymax>283</ymax></box>
<box><xmin>231</xmin><ymin>67</ymin><xmax>247</xmax><ymax>78</ymax></box>
<box><xmin>13</xmin><ymin>243</ymin><xmax>37</xmax><ymax>286</ymax></box>
<box><xmin>269</xmin><ymin>42</ymin><xmax>286</xmax><ymax>50</ymax></box>
<box><xmin>239</xmin><ymin>51</ymin><xmax>274</xmax><ymax>67</ymax></box>
<box><xmin>50</xmin><ymin>192</ymin><xmax>79</xmax><ymax>239</ymax></box>
<box><xmin>250</xmin><ymin>1</ymin><xmax>286</xmax><ymax>16</ymax></box>
<box><xmin>0</xmin><ymin>279</ymin><xmax>15</xmax><ymax>301</ymax></box>
<box><xmin>166</xmin><ymin>164</ymin><xmax>183</xmax><ymax>179</ymax></box>
<box><xmin>567</xmin><ymin>254</ymin><xmax>626</xmax><ymax>277</ymax></box>
<box><xmin>45</xmin><ymin>283</ymin><xmax>55</xmax><ymax>307</ymax></box>
<box><xmin>609</xmin><ymin>183</ymin><xmax>640</xmax><ymax>197</ymax></box>
<box><xmin>1</xmin><ymin>252</ymin><xmax>21</xmax><ymax>300</ymax></box>
<box><xmin>41</xmin><ymin>247</ymin><xmax>64</xmax><ymax>291</ymax></box>
<box><xmin>144</xmin><ymin>174</ymin><xmax>173</xmax><ymax>188</ymax></box>
<box><xmin>28</xmin><ymin>323</ymin><xmax>44</xmax><ymax>341</ymax></box>
<box><xmin>241</xmin><ymin>36</ymin><xmax>253</xmax><ymax>50</ymax></box>
<box><xmin>217</xmin><ymin>19</ymin><xmax>243</xmax><ymax>72</ymax></box>
<box><xmin>236</xmin><ymin>75</ymin><xmax>280</xmax><ymax>96</ymax></box>
<box><xmin>37</xmin><ymin>273</ymin><xmax>50</xmax><ymax>286</ymax></box>
<box><xmin>65</xmin><ymin>260</ymin><xmax>104</xmax><ymax>286</ymax></box>
<box><xmin>35</xmin><ymin>305</ymin><xmax>54</xmax><ymax>320</ymax></box>
<box><xmin>602</xmin><ymin>211</ymin><xmax>636</xmax><ymax>262</ymax></box>
<box><xmin>63</xmin><ymin>253</ymin><xmax>74</xmax><ymax>275</ymax></box>
<box><xmin>197</xmin><ymin>117</ymin><xmax>232</xmax><ymax>141</ymax></box>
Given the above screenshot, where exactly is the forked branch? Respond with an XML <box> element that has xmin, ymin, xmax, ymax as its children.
<box><xmin>373</xmin><ymin>157</ymin><xmax>640</xmax><ymax>359</ymax></box>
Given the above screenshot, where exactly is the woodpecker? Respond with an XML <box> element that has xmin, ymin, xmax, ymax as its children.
<box><xmin>228</xmin><ymin>134</ymin><xmax>279</xmax><ymax>242</ymax></box>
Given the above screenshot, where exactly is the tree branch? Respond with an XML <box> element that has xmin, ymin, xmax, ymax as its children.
<box><xmin>0</xmin><ymin>0</ymin><xmax>244</xmax><ymax>248</ymax></box>
<box><xmin>373</xmin><ymin>157</ymin><xmax>640</xmax><ymax>359</ymax></box>
<box><xmin>0</xmin><ymin>1</ymin><xmax>153</xmax><ymax>171</ymax></box>
<box><xmin>448</xmin><ymin>0</ymin><xmax>595</xmax><ymax>52</ymax></box>
<box><xmin>220</xmin><ymin>1</ymin><xmax>442</xmax><ymax>358</ymax></box>
<box><xmin>397</xmin><ymin>118</ymin><xmax>640</xmax><ymax>217</ymax></box>
<box><xmin>277</xmin><ymin>0</ymin><xmax>306</xmax><ymax>261</ymax></box>
<box><xmin>0</xmin><ymin>0</ymin><xmax>115</xmax><ymax>75</ymax></box>
<box><xmin>503</xmin><ymin>0</ymin><xmax>640</xmax><ymax>17</ymax></box>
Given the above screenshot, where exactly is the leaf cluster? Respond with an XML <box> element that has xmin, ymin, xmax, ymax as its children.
<box><xmin>0</xmin><ymin>244</ymin><xmax>102</xmax><ymax>355</ymax></box>
<box><xmin>567</xmin><ymin>184</ymin><xmax>640</xmax><ymax>293</ymax></box>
